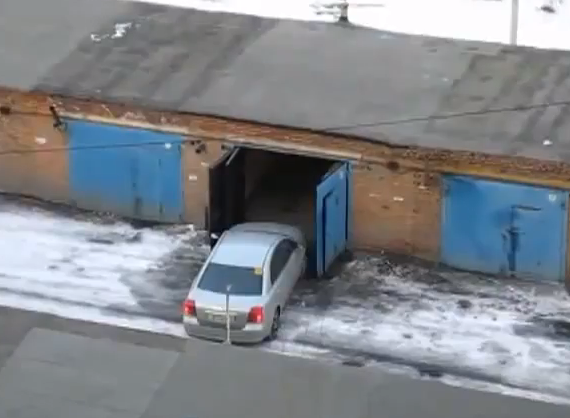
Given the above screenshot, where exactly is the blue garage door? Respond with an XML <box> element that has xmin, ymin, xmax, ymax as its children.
<box><xmin>441</xmin><ymin>175</ymin><xmax>568</xmax><ymax>282</ymax></box>
<box><xmin>67</xmin><ymin>120</ymin><xmax>183</xmax><ymax>222</ymax></box>
<box><xmin>315</xmin><ymin>161</ymin><xmax>351</xmax><ymax>277</ymax></box>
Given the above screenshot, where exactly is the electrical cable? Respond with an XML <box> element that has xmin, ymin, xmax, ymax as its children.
<box><xmin>0</xmin><ymin>139</ymin><xmax>195</xmax><ymax>156</ymax></box>
<box><xmin>321</xmin><ymin>99</ymin><xmax>570</xmax><ymax>132</ymax></box>
<box><xmin>1</xmin><ymin>98</ymin><xmax>569</xmax><ymax>156</ymax></box>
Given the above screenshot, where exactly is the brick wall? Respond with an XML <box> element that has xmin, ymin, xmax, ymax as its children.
<box><xmin>3</xmin><ymin>88</ymin><xmax>570</xmax><ymax>288</ymax></box>
<box><xmin>0</xmin><ymin>112</ymin><xmax>68</xmax><ymax>202</ymax></box>
<box><xmin>352</xmin><ymin>163</ymin><xmax>441</xmax><ymax>260</ymax></box>
<box><xmin>181</xmin><ymin>139</ymin><xmax>224</xmax><ymax>228</ymax></box>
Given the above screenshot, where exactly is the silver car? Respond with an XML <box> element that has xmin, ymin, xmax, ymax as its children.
<box><xmin>182</xmin><ymin>222</ymin><xmax>307</xmax><ymax>343</ymax></box>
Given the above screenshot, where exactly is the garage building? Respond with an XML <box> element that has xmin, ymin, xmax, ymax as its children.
<box><xmin>1</xmin><ymin>0</ymin><xmax>570</xmax><ymax>288</ymax></box>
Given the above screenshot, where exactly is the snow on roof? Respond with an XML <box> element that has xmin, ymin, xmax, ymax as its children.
<box><xmin>2</xmin><ymin>0</ymin><xmax>570</xmax><ymax>161</ymax></box>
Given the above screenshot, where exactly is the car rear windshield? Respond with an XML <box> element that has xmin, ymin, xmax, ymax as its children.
<box><xmin>197</xmin><ymin>263</ymin><xmax>263</xmax><ymax>296</ymax></box>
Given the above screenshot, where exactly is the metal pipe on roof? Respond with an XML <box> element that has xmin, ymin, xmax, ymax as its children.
<box><xmin>510</xmin><ymin>0</ymin><xmax>519</xmax><ymax>45</ymax></box>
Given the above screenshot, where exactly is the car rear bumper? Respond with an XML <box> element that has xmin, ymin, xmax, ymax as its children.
<box><xmin>183</xmin><ymin>318</ymin><xmax>268</xmax><ymax>344</ymax></box>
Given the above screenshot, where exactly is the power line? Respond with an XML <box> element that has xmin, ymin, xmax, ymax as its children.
<box><xmin>0</xmin><ymin>139</ymin><xmax>194</xmax><ymax>156</ymax></box>
<box><xmin>1</xmin><ymin>99</ymin><xmax>569</xmax><ymax>156</ymax></box>
<box><xmin>322</xmin><ymin>99</ymin><xmax>570</xmax><ymax>132</ymax></box>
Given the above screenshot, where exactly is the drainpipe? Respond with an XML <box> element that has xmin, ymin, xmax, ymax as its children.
<box><xmin>510</xmin><ymin>0</ymin><xmax>519</xmax><ymax>45</ymax></box>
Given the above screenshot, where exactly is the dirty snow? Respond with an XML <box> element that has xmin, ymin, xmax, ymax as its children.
<box><xmin>1</xmin><ymin>199</ymin><xmax>570</xmax><ymax>404</ymax></box>
<box><xmin>0</xmin><ymin>201</ymin><xmax>188</xmax><ymax>335</ymax></box>
<box><xmin>128</xmin><ymin>0</ymin><xmax>570</xmax><ymax>51</ymax></box>
<box><xmin>91</xmin><ymin>21</ymin><xmax>136</xmax><ymax>42</ymax></box>
<box><xmin>281</xmin><ymin>257</ymin><xmax>570</xmax><ymax>402</ymax></box>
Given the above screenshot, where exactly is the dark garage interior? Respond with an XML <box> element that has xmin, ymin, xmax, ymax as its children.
<box><xmin>208</xmin><ymin>145</ymin><xmax>350</xmax><ymax>277</ymax></box>
<box><xmin>244</xmin><ymin>148</ymin><xmax>335</xmax><ymax>247</ymax></box>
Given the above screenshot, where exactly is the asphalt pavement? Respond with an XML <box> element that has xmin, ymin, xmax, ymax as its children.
<box><xmin>1</xmin><ymin>305</ymin><xmax>569</xmax><ymax>418</ymax></box>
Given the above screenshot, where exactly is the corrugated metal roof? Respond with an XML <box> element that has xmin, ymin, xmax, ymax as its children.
<box><xmin>2</xmin><ymin>0</ymin><xmax>570</xmax><ymax>161</ymax></box>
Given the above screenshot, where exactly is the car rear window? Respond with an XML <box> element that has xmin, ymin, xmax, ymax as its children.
<box><xmin>197</xmin><ymin>263</ymin><xmax>263</xmax><ymax>296</ymax></box>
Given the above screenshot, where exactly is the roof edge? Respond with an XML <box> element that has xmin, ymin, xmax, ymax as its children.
<box><xmin>29</xmin><ymin>85</ymin><xmax>411</xmax><ymax>150</ymax></box>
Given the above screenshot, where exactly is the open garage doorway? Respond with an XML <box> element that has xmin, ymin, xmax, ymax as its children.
<box><xmin>207</xmin><ymin>146</ymin><xmax>352</xmax><ymax>278</ymax></box>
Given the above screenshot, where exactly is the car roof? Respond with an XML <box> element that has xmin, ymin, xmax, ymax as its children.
<box><xmin>211</xmin><ymin>230</ymin><xmax>281</xmax><ymax>268</ymax></box>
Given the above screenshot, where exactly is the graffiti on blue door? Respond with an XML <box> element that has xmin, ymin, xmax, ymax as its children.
<box><xmin>441</xmin><ymin>175</ymin><xmax>567</xmax><ymax>282</ymax></box>
<box><xmin>315</xmin><ymin>162</ymin><xmax>351</xmax><ymax>277</ymax></box>
<box><xmin>66</xmin><ymin>120</ymin><xmax>184</xmax><ymax>222</ymax></box>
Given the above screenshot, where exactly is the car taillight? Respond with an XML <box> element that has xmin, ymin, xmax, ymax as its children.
<box><xmin>247</xmin><ymin>306</ymin><xmax>264</xmax><ymax>324</ymax></box>
<box><xmin>182</xmin><ymin>299</ymin><xmax>196</xmax><ymax>316</ymax></box>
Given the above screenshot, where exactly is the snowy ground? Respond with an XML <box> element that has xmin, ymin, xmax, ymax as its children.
<box><xmin>1</xmin><ymin>198</ymin><xmax>570</xmax><ymax>404</ymax></box>
<box><xmin>128</xmin><ymin>0</ymin><xmax>570</xmax><ymax>51</ymax></box>
<box><xmin>282</xmin><ymin>259</ymin><xmax>570</xmax><ymax>401</ymax></box>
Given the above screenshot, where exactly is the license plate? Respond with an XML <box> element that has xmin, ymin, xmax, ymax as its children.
<box><xmin>207</xmin><ymin>313</ymin><xmax>231</xmax><ymax>323</ymax></box>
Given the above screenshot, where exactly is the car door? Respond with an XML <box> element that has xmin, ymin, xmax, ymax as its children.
<box><xmin>268</xmin><ymin>240</ymin><xmax>294</xmax><ymax>309</ymax></box>
<box><xmin>281</xmin><ymin>239</ymin><xmax>304</xmax><ymax>296</ymax></box>
<box><xmin>270</xmin><ymin>239</ymin><xmax>302</xmax><ymax>308</ymax></box>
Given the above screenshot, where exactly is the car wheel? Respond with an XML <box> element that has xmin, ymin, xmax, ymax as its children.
<box><xmin>269</xmin><ymin>308</ymin><xmax>281</xmax><ymax>341</ymax></box>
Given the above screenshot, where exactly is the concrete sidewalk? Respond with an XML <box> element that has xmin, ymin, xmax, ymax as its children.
<box><xmin>1</xmin><ymin>306</ymin><xmax>569</xmax><ymax>418</ymax></box>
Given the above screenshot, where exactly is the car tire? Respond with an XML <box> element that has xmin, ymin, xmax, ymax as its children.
<box><xmin>268</xmin><ymin>308</ymin><xmax>281</xmax><ymax>341</ymax></box>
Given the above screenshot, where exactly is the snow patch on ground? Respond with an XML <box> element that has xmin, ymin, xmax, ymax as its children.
<box><xmin>128</xmin><ymin>0</ymin><xmax>570</xmax><ymax>51</ymax></box>
<box><xmin>0</xmin><ymin>202</ymin><xmax>189</xmax><ymax>335</ymax></box>
<box><xmin>280</xmin><ymin>257</ymin><xmax>570</xmax><ymax>400</ymax></box>
<box><xmin>439</xmin><ymin>374</ymin><xmax>570</xmax><ymax>406</ymax></box>
<box><xmin>0</xmin><ymin>290</ymin><xmax>185</xmax><ymax>337</ymax></box>
<box><xmin>263</xmin><ymin>340</ymin><xmax>336</xmax><ymax>359</ymax></box>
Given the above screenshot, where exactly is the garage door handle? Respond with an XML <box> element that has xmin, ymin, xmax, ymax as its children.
<box><xmin>513</xmin><ymin>205</ymin><xmax>541</xmax><ymax>211</ymax></box>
